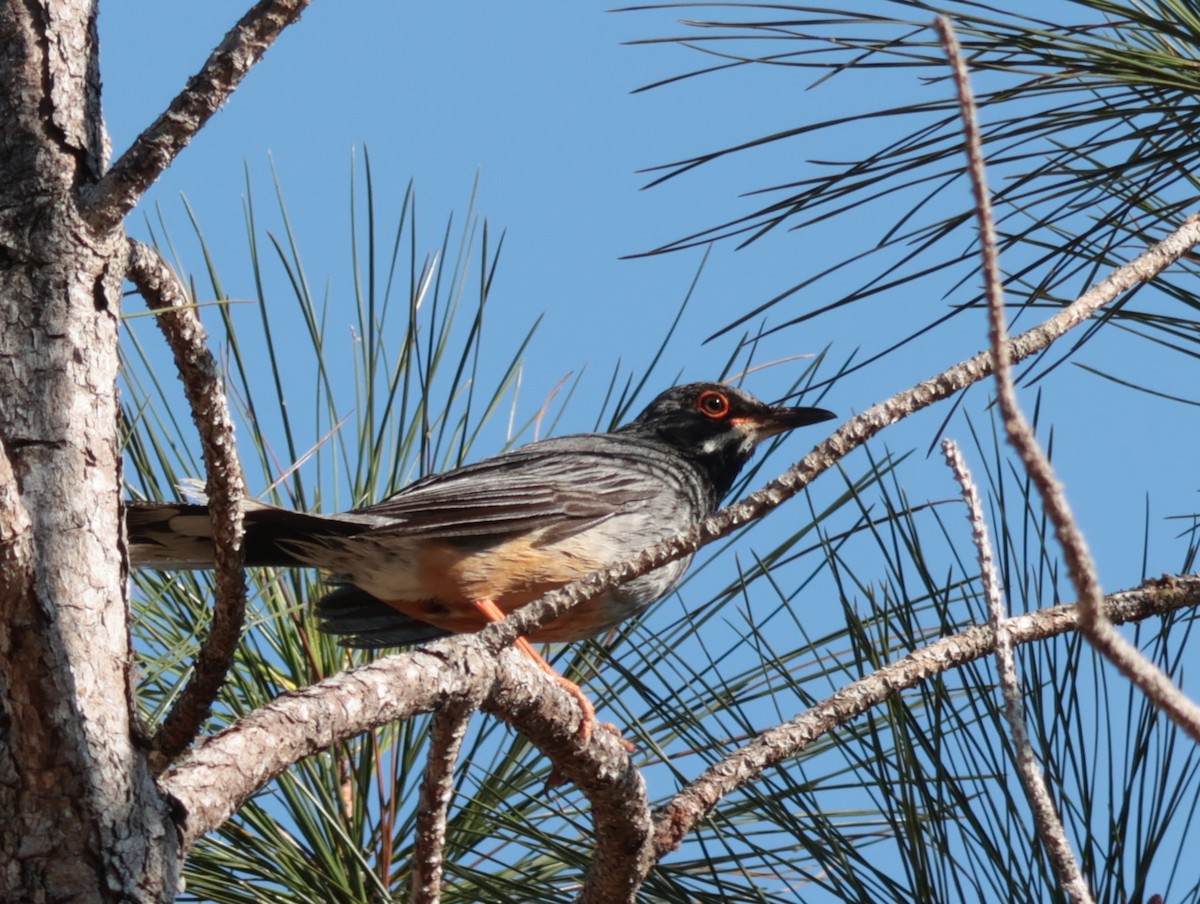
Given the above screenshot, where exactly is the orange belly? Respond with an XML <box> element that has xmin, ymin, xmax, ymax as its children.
<box><xmin>382</xmin><ymin>533</ymin><xmax>615</xmax><ymax>641</ymax></box>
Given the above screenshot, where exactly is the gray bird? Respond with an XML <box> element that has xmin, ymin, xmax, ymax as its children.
<box><xmin>128</xmin><ymin>382</ymin><xmax>835</xmax><ymax>734</ymax></box>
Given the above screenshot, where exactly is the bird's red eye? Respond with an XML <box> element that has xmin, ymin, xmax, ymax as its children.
<box><xmin>695</xmin><ymin>390</ymin><xmax>731</xmax><ymax>419</ymax></box>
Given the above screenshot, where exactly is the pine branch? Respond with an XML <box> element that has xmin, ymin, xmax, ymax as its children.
<box><xmin>480</xmin><ymin>210</ymin><xmax>1200</xmax><ymax>655</ymax></box>
<box><xmin>939</xmin><ymin>12</ymin><xmax>1200</xmax><ymax>747</ymax></box>
<box><xmin>937</xmin><ymin>20</ymin><xmax>1095</xmax><ymax>902</ymax></box>
<box><xmin>410</xmin><ymin>702</ymin><xmax>475</xmax><ymax>904</ymax></box>
<box><xmin>944</xmin><ymin>438</ymin><xmax>1091</xmax><ymax>903</ymax></box>
<box><xmin>126</xmin><ymin>240</ymin><xmax>247</xmax><ymax>770</ymax></box>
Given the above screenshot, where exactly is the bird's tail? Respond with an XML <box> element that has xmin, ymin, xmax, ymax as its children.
<box><xmin>128</xmin><ymin>500</ymin><xmax>444</xmax><ymax>649</ymax></box>
<box><xmin>125</xmin><ymin>500</ymin><xmax>373</xmax><ymax>570</ymax></box>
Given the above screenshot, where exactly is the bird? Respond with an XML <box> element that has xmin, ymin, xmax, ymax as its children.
<box><xmin>127</xmin><ymin>382</ymin><xmax>835</xmax><ymax>738</ymax></box>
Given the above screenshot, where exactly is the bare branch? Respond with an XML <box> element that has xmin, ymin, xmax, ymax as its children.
<box><xmin>159</xmin><ymin>573</ymin><xmax>1195</xmax><ymax>891</ymax></box>
<box><xmin>652</xmin><ymin>573</ymin><xmax>1200</xmax><ymax>856</ymax></box>
<box><xmin>469</xmin><ymin>648</ymin><xmax>654</xmax><ymax>904</ymax></box>
<box><xmin>410</xmin><ymin>702</ymin><xmax>476</xmax><ymax>904</ymax></box>
<box><xmin>162</xmin><ymin>634</ymin><xmax>653</xmax><ymax>898</ymax></box>
<box><xmin>943</xmin><ymin>438</ymin><xmax>1092</xmax><ymax>904</ymax></box>
<box><xmin>159</xmin><ymin>575</ymin><xmax>1198</xmax><ymax>875</ymax></box>
<box><xmin>938</xmin><ymin>21</ymin><xmax>1094</xmax><ymax>900</ymax></box>
<box><xmin>80</xmin><ymin>0</ymin><xmax>311</xmax><ymax>231</ymax></box>
<box><xmin>479</xmin><ymin>211</ymin><xmax>1200</xmax><ymax>659</ymax></box>
<box><xmin>160</xmin><ymin>642</ymin><xmax>487</xmax><ymax>849</ymax></box>
<box><xmin>937</xmin><ymin>16</ymin><xmax>1200</xmax><ymax>747</ymax></box>
<box><xmin>126</xmin><ymin>240</ymin><xmax>248</xmax><ymax>769</ymax></box>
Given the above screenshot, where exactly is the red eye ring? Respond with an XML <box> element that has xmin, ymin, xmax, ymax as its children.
<box><xmin>695</xmin><ymin>389</ymin><xmax>731</xmax><ymax>419</ymax></box>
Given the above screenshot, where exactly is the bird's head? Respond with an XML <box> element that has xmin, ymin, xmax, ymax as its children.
<box><xmin>617</xmin><ymin>382</ymin><xmax>836</xmax><ymax>499</ymax></box>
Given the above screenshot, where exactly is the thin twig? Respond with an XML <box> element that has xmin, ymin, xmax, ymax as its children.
<box><xmin>936</xmin><ymin>15</ymin><xmax>1200</xmax><ymax>747</ymax></box>
<box><xmin>80</xmin><ymin>0</ymin><xmax>311</xmax><ymax>231</ymax></box>
<box><xmin>942</xmin><ymin>438</ymin><xmax>1092</xmax><ymax>904</ymax></box>
<box><xmin>410</xmin><ymin>702</ymin><xmax>476</xmax><ymax>904</ymax></box>
<box><xmin>126</xmin><ymin>240</ymin><xmax>248</xmax><ymax>770</ymax></box>
<box><xmin>652</xmin><ymin>572</ymin><xmax>1200</xmax><ymax>855</ymax></box>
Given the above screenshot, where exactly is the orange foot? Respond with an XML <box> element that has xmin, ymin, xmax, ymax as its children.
<box><xmin>472</xmin><ymin>598</ymin><xmax>602</xmax><ymax>741</ymax></box>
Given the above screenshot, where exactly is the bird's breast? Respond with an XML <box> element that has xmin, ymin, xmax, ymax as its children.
<box><xmin>335</xmin><ymin>509</ymin><xmax>699</xmax><ymax>641</ymax></box>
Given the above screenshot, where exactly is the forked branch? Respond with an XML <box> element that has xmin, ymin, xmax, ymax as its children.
<box><xmin>82</xmin><ymin>0</ymin><xmax>311</xmax><ymax>231</ymax></box>
<box><xmin>936</xmin><ymin>15</ymin><xmax>1200</xmax><ymax>747</ymax></box>
<box><xmin>126</xmin><ymin>240</ymin><xmax>248</xmax><ymax>769</ymax></box>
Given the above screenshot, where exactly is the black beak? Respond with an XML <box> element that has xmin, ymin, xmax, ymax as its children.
<box><xmin>741</xmin><ymin>404</ymin><xmax>837</xmax><ymax>440</ymax></box>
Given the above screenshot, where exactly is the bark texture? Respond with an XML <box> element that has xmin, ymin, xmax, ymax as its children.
<box><xmin>0</xmin><ymin>2</ymin><xmax>178</xmax><ymax>899</ymax></box>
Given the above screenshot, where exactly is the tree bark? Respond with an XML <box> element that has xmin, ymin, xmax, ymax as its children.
<box><xmin>0</xmin><ymin>1</ymin><xmax>178</xmax><ymax>899</ymax></box>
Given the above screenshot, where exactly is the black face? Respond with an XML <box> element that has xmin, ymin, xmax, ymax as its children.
<box><xmin>617</xmin><ymin>382</ymin><xmax>836</xmax><ymax>499</ymax></box>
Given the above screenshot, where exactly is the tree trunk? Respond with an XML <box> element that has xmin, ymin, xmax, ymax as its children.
<box><xmin>0</xmin><ymin>1</ymin><xmax>179</xmax><ymax>899</ymax></box>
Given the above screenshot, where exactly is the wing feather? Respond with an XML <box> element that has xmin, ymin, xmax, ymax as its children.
<box><xmin>352</xmin><ymin>436</ymin><xmax>683</xmax><ymax>543</ymax></box>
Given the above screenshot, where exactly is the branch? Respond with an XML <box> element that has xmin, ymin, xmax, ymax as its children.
<box><xmin>943</xmin><ymin>438</ymin><xmax>1092</xmax><ymax>904</ymax></box>
<box><xmin>652</xmin><ymin>573</ymin><xmax>1200</xmax><ymax>855</ymax></box>
<box><xmin>158</xmin><ymin>574</ymin><xmax>1197</xmax><ymax>894</ymax></box>
<box><xmin>937</xmin><ymin>16</ymin><xmax>1200</xmax><ymax>747</ymax></box>
<box><xmin>162</xmin><ymin>635</ymin><xmax>653</xmax><ymax>898</ymax></box>
<box><xmin>126</xmin><ymin>240</ymin><xmax>248</xmax><ymax>769</ymax></box>
<box><xmin>476</xmin><ymin>210</ymin><xmax>1200</xmax><ymax>659</ymax></box>
<box><xmin>938</xmin><ymin>23</ymin><xmax>1095</xmax><ymax>902</ymax></box>
<box><xmin>410</xmin><ymin>702</ymin><xmax>476</xmax><ymax>904</ymax></box>
<box><xmin>164</xmin><ymin>575</ymin><xmax>1200</xmax><ymax>868</ymax></box>
<box><xmin>488</xmin><ymin>658</ymin><xmax>652</xmax><ymax>904</ymax></box>
<box><xmin>160</xmin><ymin>642</ymin><xmax>486</xmax><ymax>848</ymax></box>
<box><xmin>80</xmin><ymin>0</ymin><xmax>311</xmax><ymax>232</ymax></box>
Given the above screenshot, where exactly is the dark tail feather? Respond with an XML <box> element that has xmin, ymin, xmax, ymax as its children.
<box><xmin>128</xmin><ymin>501</ymin><xmax>446</xmax><ymax>648</ymax></box>
<box><xmin>125</xmin><ymin>501</ymin><xmax>372</xmax><ymax>569</ymax></box>
<box><xmin>315</xmin><ymin>584</ymin><xmax>451</xmax><ymax>648</ymax></box>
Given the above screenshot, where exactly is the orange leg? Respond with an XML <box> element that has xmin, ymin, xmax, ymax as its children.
<box><xmin>472</xmin><ymin>598</ymin><xmax>596</xmax><ymax>741</ymax></box>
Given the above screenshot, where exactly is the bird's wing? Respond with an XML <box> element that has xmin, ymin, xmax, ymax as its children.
<box><xmin>355</xmin><ymin>436</ymin><xmax>672</xmax><ymax>543</ymax></box>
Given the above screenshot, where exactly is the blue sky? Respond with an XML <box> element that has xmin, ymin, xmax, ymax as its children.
<box><xmin>104</xmin><ymin>4</ymin><xmax>762</xmax><ymax>380</ymax></box>
<box><xmin>102</xmin><ymin>2</ymin><xmax>1197</xmax><ymax>896</ymax></box>
<box><xmin>102</xmin><ymin>3</ymin><xmax>932</xmax><ymax>401</ymax></box>
<box><xmin>102</xmin><ymin>2</ymin><xmax>1193</xmax><ymax>583</ymax></box>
